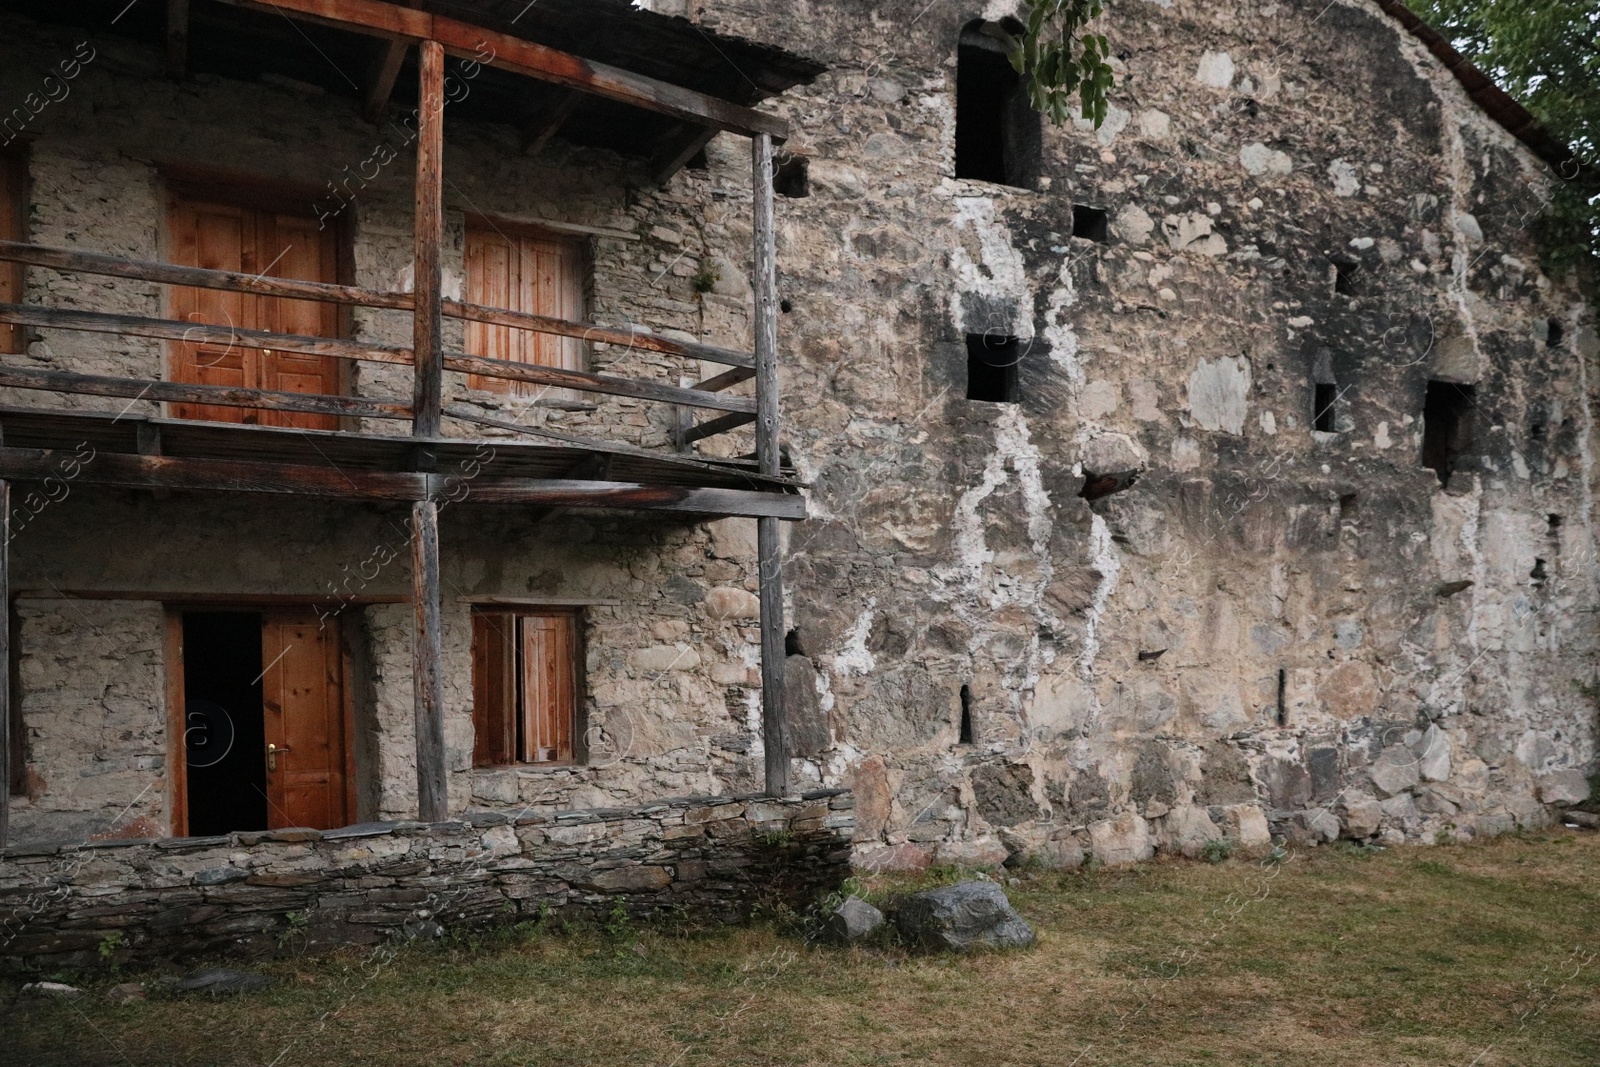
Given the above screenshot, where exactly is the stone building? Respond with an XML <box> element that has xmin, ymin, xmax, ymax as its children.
<box><xmin>0</xmin><ymin>0</ymin><xmax>1595</xmax><ymax>878</ymax></box>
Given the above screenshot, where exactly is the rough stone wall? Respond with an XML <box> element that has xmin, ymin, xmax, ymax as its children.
<box><xmin>8</xmin><ymin>601</ymin><xmax>169</xmax><ymax>846</ymax></box>
<box><xmin>678</xmin><ymin>0</ymin><xmax>1600</xmax><ymax>865</ymax></box>
<box><xmin>0</xmin><ymin>790</ymin><xmax>854</xmax><ymax>972</ymax></box>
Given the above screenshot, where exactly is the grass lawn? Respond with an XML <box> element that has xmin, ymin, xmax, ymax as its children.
<box><xmin>4</xmin><ymin>831</ymin><xmax>1598</xmax><ymax>1066</ymax></box>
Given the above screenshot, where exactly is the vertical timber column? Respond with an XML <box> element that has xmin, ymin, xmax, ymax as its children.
<box><xmin>412</xmin><ymin>496</ymin><xmax>448</xmax><ymax>821</ymax></box>
<box><xmin>410</xmin><ymin>41</ymin><xmax>448</xmax><ymax>821</ymax></box>
<box><xmin>752</xmin><ymin>133</ymin><xmax>788</xmax><ymax>797</ymax></box>
<box><xmin>0</xmin><ymin>481</ymin><xmax>8</xmax><ymax>847</ymax></box>
<box><xmin>412</xmin><ymin>39</ymin><xmax>445</xmax><ymax>438</ymax></box>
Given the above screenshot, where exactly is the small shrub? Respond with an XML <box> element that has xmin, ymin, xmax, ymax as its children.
<box><xmin>603</xmin><ymin>901</ymin><xmax>633</xmax><ymax>941</ymax></box>
<box><xmin>691</xmin><ymin>261</ymin><xmax>720</xmax><ymax>293</ymax></box>
<box><xmin>1201</xmin><ymin>838</ymin><xmax>1234</xmax><ymax>865</ymax></box>
<box><xmin>98</xmin><ymin>931</ymin><xmax>125</xmax><ymax>966</ymax></box>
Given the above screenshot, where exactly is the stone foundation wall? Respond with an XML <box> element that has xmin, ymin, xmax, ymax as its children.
<box><xmin>0</xmin><ymin>791</ymin><xmax>854</xmax><ymax>973</ymax></box>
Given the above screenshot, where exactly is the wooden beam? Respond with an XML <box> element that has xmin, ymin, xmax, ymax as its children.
<box><xmin>442</xmin><ymin>478</ymin><xmax>805</xmax><ymax>519</ymax></box>
<box><xmin>522</xmin><ymin>89</ymin><xmax>583</xmax><ymax>158</ymax></box>
<box><xmin>411</xmin><ymin>497</ymin><xmax>448</xmax><ymax>821</ymax></box>
<box><xmin>214</xmin><ymin>0</ymin><xmax>788</xmax><ymax>139</ymax></box>
<box><xmin>0</xmin><ymin>303</ymin><xmax>411</xmax><ymax>366</ymax></box>
<box><xmin>362</xmin><ymin>0</ymin><xmax>421</xmax><ymax>122</ymax></box>
<box><xmin>443</xmin><ymin>299</ymin><xmax>755</xmax><ymax>370</ymax></box>
<box><xmin>445</xmin><ymin>353</ymin><xmax>755</xmax><ymax>414</ymax></box>
<box><xmin>682</xmin><ymin>410</ymin><xmax>755</xmax><ymax>445</ymax></box>
<box><xmin>0</xmin><ymin>445</ymin><xmax>804</xmax><ymax>516</ymax></box>
<box><xmin>0</xmin><ymin>446</ymin><xmax>424</xmax><ymax>499</ymax></box>
<box><xmin>166</xmin><ymin>0</ymin><xmax>190</xmax><ymax>79</ymax></box>
<box><xmin>651</xmin><ymin>126</ymin><xmax>717</xmax><ymax>187</ymax></box>
<box><xmin>412</xmin><ymin>39</ymin><xmax>445</xmax><ymax>438</ymax></box>
<box><xmin>0</xmin><ymin>241</ymin><xmax>413</xmax><ymax>309</ymax></box>
<box><xmin>752</xmin><ymin>132</ymin><xmax>787</xmax><ymax>797</ymax></box>
<box><xmin>0</xmin><ymin>366</ymin><xmax>412</xmax><ymax>421</ymax></box>
<box><xmin>693</xmin><ymin>366</ymin><xmax>755</xmax><ymax>393</ymax></box>
<box><xmin>0</xmin><ymin>478</ymin><xmax>8</xmax><ymax>849</ymax></box>
<box><xmin>0</xmin><ymin>365</ymin><xmax>410</xmax><ymax>421</ymax></box>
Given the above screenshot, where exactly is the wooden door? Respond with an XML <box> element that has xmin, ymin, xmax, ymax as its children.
<box><xmin>463</xmin><ymin>224</ymin><xmax>585</xmax><ymax>396</ymax></box>
<box><xmin>166</xmin><ymin>194</ymin><xmax>341</xmax><ymax>428</ymax></box>
<box><xmin>520</xmin><ymin>613</ymin><xmax>576</xmax><ymax>763</ymax></box>
<box><xmin>0</xmin><ymin>153</ymin><xmax>25</xmax><ymax>354</ymax></box>
<box><xmin>261</xmin><ymin>610</ymin><xmax>349</xmax><ymax>830</ymax></box>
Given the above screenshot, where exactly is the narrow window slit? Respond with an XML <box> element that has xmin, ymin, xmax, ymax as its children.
<box><xmin>959</xmin><ymin>684</ymin><xmax>975</xmax><ymax>744</ymax></box>
<box><xmin>1276</xmin><ymin>668</ymin><xmax>1287</xmax><ymax>727</ymax></box>
<box><xmin>966</xmin><ymin>333</ymin><xmax>1020</xmax><ymax>403</ymax></box>
<box><xmin>1421</xmin><ymin>380</ymin><xmax>1476</xmax><ymax>487</ymax></box>
<box><xmin>1547</xmin><ymin>318</ymin><xmax>1564</xmax><ymax>348</ymax></box>
<box><xmin>1332</xmin><ymin>259</ymin><xmax>1359</xmax><ymax>296</ymax></box>
<box><xmin>955</xmin><ymin>19</ymin><xmax>1040</xmax><ymax>188</ymax></box>
<box><xmin>1313</xmin><ymin>382</ymin><xmax>1337</xmax><ymax>433</ymax></box>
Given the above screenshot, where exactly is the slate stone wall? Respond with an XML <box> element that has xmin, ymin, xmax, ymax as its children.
<box><xmin>0</xmin><ymin>791</ymin><xmax>854</xmax><ymax>973</ymax></box>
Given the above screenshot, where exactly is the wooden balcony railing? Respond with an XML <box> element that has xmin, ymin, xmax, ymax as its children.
<box><xmin>0</xmin><ymin>239</ymin><xmax>759</xmax><ymax>443</ymax></box>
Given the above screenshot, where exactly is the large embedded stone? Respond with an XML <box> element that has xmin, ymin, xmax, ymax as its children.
<box><xmin>892</xmin><ymin>881</ymin><xmax>1035</xmax><ymax>953</ymax></box>
<box><xmin>1418</xmin><ymin>725</ymin><xmax>1452</xmax><ymax>782</ymax></box>
<box><xmin>1339</xmin><ymin>793</ymin><xmax>1383</xmax><ymax>838</ymax></box>
<box><xmin>1537</xmin><ymin>769</ymin><xmax>1591</xmax><ymax>807</ymax></box>
<box><xmin>784</xmin><ymin>654</ymin><xmax>831</xmax><ymax>757</ymax></box>
<box><xmin>1369</xmin><ymin>748</ymin><xmax>1421</xmax><ymax>797</ymax></box>
<box><xmin>971</xmin><ymin>762</ymin><xmax>1041</xmax><ymax>827</ymax></box>
<box><xmin>1089</xmin><ymin>813</ymin><xmax>1153</xmax><ymax>866</ymax></box>
<box><xmin>704</xmin><ymin>586</ymin><xmax>760</xmax><ymax>620</ymax></box>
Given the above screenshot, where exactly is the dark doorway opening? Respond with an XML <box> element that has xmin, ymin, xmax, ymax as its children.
<box><xmin>955</xmin><ymin>20</ymin><xmax>1040</xmax><ymax>188</ymax></box>
<box><xmin>183</xmin><ymin>611</ymin><xmax>266</xmax><ymax>836</ymax></box>
<box><xmin>1421</xmin><ymin>380</ymin><xmax>1476</xmax><ymax>487</ymax></box>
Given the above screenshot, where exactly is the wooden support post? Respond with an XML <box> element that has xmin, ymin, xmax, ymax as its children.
<box><xmin>0</xmin><ymin>480</ymin><xmax>9</xmax><ymax>848</ymax></box>
<box><xmin>752</xmin><ymin>133</ymin><xmax>787</xmax><ymax>798</ymax></box>
<box><xmin>411</xmin><ymin>497</ymin><xmax>448</xmax><ymax>821</ymax></box>
<box><xmin>411</xmin><ymin>39</ymin><xmax>445</xmax><ymax>439</ymax></box>
<box><xmin>166</xmin><ymin>0</ymin><xmax>190</xmax><ymax>79</ymax></box>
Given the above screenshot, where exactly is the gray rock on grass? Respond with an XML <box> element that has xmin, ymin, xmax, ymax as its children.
<box><xmin>174</xmin><ymin>967</ymin><xmax>270</xmax><ymax>995</ymax></box>
<box><xmin>824</xmin><ymin>895</ymin><xmax>885</xmax><ymax>944</ymax></box>
<box><xmin>892</xmin><ymin>880</ymin><xmax>1036</xmax><ymax>953</ymax></box>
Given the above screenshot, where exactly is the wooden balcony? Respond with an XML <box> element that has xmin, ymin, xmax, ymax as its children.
<box><xmin>0</xmin><ymin>0</ymin><xmax>817</xmax><ymax>844</ymax></box>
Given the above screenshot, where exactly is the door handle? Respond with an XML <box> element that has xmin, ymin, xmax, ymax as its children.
<box><xmin>266</xmin><ymin>743</ymin><xmax>290</xmax><ymax>771</ymax></box>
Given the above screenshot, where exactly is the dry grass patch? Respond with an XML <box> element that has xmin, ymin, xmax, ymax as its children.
<box><xmin>4</xmin><ymin>832</ymin><xmax>1598</xmax><ymax>1066</ymax></box>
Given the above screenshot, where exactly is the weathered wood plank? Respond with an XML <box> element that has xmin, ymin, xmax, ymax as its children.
<box><xmin>442</xmin><ymin>299</ymin><xmax>755</xmax><ymax>370</ymax></box>
<box><xmin>752</xmin><ymin>133</ymin><xmax>787</xmax><ymax>797</ymax></box>
<box><xmin>444</xmin><ymin>477</ymin><xmax>805</xmax><ymax>519</ymax></box>
<box><xmin>411</xmin><ymin>497</ymin><xmax>448</xmax><ymax>821</ymax></box>
<box><xmin>681</xmin><ymin>410</ymin><xmax>756</xmax><ymax>445</ymax></box>
<box><xmin>522</xmin><ymin>89</ymin><xmax>583</xmax><ymax>158</ymax></box>
<box><xmin>362</xmin><ymin>1</ymin><xmax>420</xmax><ymax>122</ymax></box>
<box><xmin>0</xmin><ymin>240</ymin><xmax>413</xmax><ymax>309</ymax></box>
<box><xmin>693</xmin><ymin>366</ymin><xmax>755</xmax><ymax>393</ymax></box>
<box><xmin>412</xmin><ymin>39</ymin><xmax>445</xmax><ymax>438</ymax></box>
<box><xmin>215</xmin><ymin>0</ymin><xmax>787</xmax><ymax>138</ymax></box>
<box><xmin>0</xmin><ymin>302</ymin><xmax>411</xmax><ymax>366</ymax></box>
<box><xmin>445</xmin><ymin>353</ymin><xmax>755</xmax><ymax>414</ymax></box>
<box><xmin>758</xmin><ymin>514</ymin><xmax>787</xmax><ymax>795</ymax></box>
<box><xmin>0</xmin><ymin>479</ymin><xmax>8</xmax><ymax>848</ymax></box>
<box><xmin>0</xmin><ymin>446</ymin><xmax>425</xmax><ymax>498</ymax></box>
<box><xmin>0</xmin><ymin>366</ymin><xmax>412</xmax><ymax>421</ymax></box>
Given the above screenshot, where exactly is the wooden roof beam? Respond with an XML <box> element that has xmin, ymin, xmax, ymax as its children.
<box><xmin>214</xmin><ymin>0</ymin><xmax>789</xmax><ymax>140</ymax></box>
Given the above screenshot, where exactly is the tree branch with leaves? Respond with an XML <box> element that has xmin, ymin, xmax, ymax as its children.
<box><xmin>1007</xmin><ymin>0</ymin><xmax>1117</xmax><ymax>128</ymax></box>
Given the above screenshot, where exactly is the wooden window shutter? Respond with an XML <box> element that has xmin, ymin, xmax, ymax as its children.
<box><xmin>463</xmin><ymin>225</ymin><xmax>585</xmax><ymax>396</ymax></box>
<box><xmin>471</xmin><ymin>610</ymin><xmax>516</xmax><ymax>767</ymax></box>
<box><xmin>518</xmin><ymin>613</ymin><xmax>576</xmax><ymax>763</ymax></box>
<box><xmin>0</xmin><ymin>153</ymin><xmax>25</xmax><ymax>355</ymax></box>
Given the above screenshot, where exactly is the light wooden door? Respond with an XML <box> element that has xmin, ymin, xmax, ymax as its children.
<box><xmin>261</xmin><ymin>610</ymin><xmax>349</xmax><ymax>830</ymax></box>
<box><xmin>463</xmin><ymin>225</ymin><xmax>585</xmax><ymax>396</ymax></box>
<box><xmin>520</xmin><ymin>613</ymin><xmax>576</xmax><ymax>763</ymax></box>
<box><xmin>166</xmin><ymin>195</ymin><xmax>341</xmax><ymax>428</ymax></box>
